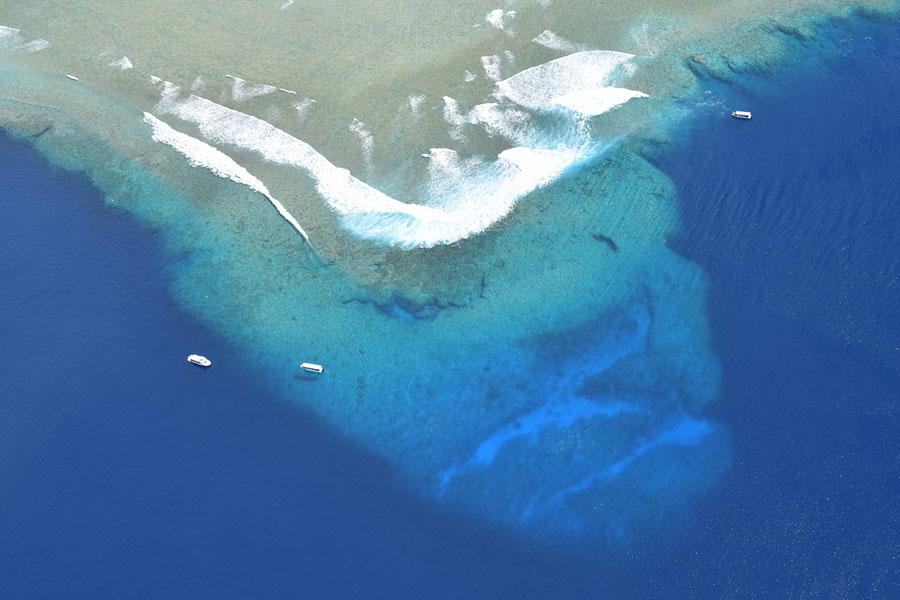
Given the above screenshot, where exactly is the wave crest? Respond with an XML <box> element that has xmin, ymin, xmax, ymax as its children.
<box><xmin>148</xmin><ymin>47</ymin><xmax>646</xmax><ymax>248</ymax></box>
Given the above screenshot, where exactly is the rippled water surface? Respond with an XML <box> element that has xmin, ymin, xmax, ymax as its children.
<box><xmin>2</xmin><ymin>2</ymin><xmax>899</xmax><ymax>597</ymax></box>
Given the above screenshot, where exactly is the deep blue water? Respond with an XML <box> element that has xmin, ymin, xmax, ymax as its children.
<box><xmin>2</xmin><ymin>13</ymin><xmax>900</xmax><ymax>599</ymax></box>
<box><xmin>0</xmin><ymin>132</ymin><xmax>586</xmax><ymax>597</ymax></box>
<box><xmin>649</xmin><ymin>16</ymin><xmax>900</xmax><ymax>596</ymax></box>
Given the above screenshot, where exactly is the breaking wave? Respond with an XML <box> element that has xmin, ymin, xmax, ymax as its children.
<box><xmin>148</xmin><ymin>49</ymin><xmax>647</xmax><ymax>248</ymax></box>
<box><xmin>143</xmin><ymin>112</ymin><xmax>310</xmax><ymax>241</ymax></box>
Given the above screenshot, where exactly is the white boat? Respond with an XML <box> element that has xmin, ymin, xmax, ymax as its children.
<box><xmin>187</xmin><ymin>354</ymin><xmax>212</xmax><ymax>367</ymax></box>
<box><xmin>65</xmin><ymin>74</ymin><xmax>79</xmax><ymax>81</ymax></box>
<box><xmin>731</xmin><ymin>110</ymin><xmax>752</xmax><ymax>120</ymax></box>
<box><xmin>300</xmin><ymin>362</ymin><xmax>324</xmax><ymax>374</ymax></box>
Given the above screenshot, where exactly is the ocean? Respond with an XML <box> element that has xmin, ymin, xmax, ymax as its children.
<box><xmin>1</xmin><ymin>5</ymin><xmax>899</xmax><ymax>599</ymax></box>
<box><xmin>652</xmin><ymin>16</ymin><xmax>900</xmax><ymax>594</ymax></box>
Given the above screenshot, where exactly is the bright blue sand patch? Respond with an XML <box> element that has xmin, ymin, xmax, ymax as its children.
<box><xmin>439</xmin><ymin>304</ymin><xmax>652</xmax><ymax>486</ymax></box>
<box><xmin>607</xmin><ymin>415</ymin><xmax>712</xmax><ymax>477</ymax></box>
<box><xmin>429</xmin><ymin>294</ymin><xmax>727</xmax><ymax>545</ymax></box>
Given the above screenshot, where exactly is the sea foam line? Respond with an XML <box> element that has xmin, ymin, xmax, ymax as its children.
<box><xmin>21</xmin><ymin>38</ymin><xmax>50</xmax><ymax>52</ymax></box>
<box><xmin>552</xmin><ymin>88</ymin><xmax>649</xmax><ymax>115</ymax></box>
<box><xmin>495</xmin><ymin>49</ymin><xmax>638</xmax><ymax>109</ymax></box>
<box><xmin>109</xmin><ymin>56</ymin><xmax>133</xmax><ymax>70</ymax></box>
<box><xmin>150</xmin><ymin>47</ymin><xmax>646</xmax><ymax>249</ymax></box>
<box><xmin>154</xmin><ymin>88</ymin><xmax>468</xmax><ymax>247</ymax></box>
<box><xmin>0</xmin><ymin>24</ymin><xmax>21</xmax><ymax>46</ymax></box>
<box><xmin>485</xmin><ymin>9</ymin><xmax>516</xmax><ymax>34</ymax></box>
<box><xmin>0</xmin><ymin>24</ymin><xmax>50</xmax><ymax>53</ymax></box>
<box><xmin>532</xmin><ymin>30</ymin><xmax>580</xmax><ymax>53</ymax></box>
<box><xmin>349</xmin><ymin>118</ymin><xmax>374</xmax><ymax>164</ymax></box>
<box><xmin>225</xmin><ymin>74</ymin><xmax>278</xmax><ymax>102</ymax></box>
<box><xmin>142</xmin><ymin>112</ymin><xmax>310</xmax><ymax>242</ymax></box>
<box><xmin>154</xmin><ymin>85</ymin><xmax>579</xmax><ymax>248</ymax></box>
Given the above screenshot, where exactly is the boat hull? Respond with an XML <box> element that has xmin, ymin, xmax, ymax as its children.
<box><xmin>187</xmin><ymin>354</ymin><xmax>212</xmax><ymax>367</ymax></box>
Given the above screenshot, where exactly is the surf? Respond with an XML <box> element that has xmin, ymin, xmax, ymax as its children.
<box><xmin>148</xmin><ymin>48</ymin><xmax>647</xmax><ymax>249</ymax></box>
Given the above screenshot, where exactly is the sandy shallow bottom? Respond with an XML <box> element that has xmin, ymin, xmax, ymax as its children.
<box><xmin>1</xmin><ymin>0</ymin><xmax>895</xmax><ymax>548</ymax></box>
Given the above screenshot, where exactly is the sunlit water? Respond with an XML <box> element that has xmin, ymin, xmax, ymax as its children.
<box><xmin>1</xmin><ymin>0</ymin><xmax>898</xmax><ymax>572</ymax></box>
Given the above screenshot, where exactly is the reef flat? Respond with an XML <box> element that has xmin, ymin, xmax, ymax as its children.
<box><xmin>1</xmin><ymin>0</ymin><xmax>896</xmax><ymax>549</ymax></box>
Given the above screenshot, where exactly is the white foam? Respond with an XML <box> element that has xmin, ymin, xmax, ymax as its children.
<box><xmin>0</xmin><ymin>26</ymin><xmax>49</xmax><ymax>53</ymax></box>
<box><xmin>22</xmin><ymin>38</ymin><xmax>50</xmax><ymax>52</ymax></box>
<box><xmin>154</xmin><ymin>86</ymin><xmax>584</xmax><ymax>248</ymax></box>
<box><xmin>441</xmin><ymin>97</ymin><xmax>534</xmax><ymax>145</ymax></box>
<box><xmin>495</xmin><ymin>50</ymin><xmax>636</xmax><ymax>110</ymax></box>
<box><xmin>142</xmin><ymin>112</ymin><xmax>309</xmax><ymax>241</ymax></box>
<box><xmin>109</xmin><ymin>56</ymin><xmax>133</xmax><ymax>70</ymax></box>
<box><xmin>349</xmin><ymin>118</ymin><xmax>374</xmax><ymax>164</ymax></box>
<box><xmin>426</xmin><ymin>148</ymin><xmax>466</xmax><ymax>177</ymax></box>
<box><xmin>191</xmin><ymin>76</ymin><xmax>205</xmax><ymax>91</ymax></box>
<box><xmin>0</xmin><ymin>25</ymin><xmax>21</xmax><ymax>46</ymax></box>
<box><xmin>155</xmin><ymin>89</ymin><xmax>469</xmax><ymax>246</ymax></box>
<box><xmin>498</xmin><ymin>147</ymin><xmax>574</xmax><ymax>182</ymax></box>
<box><xmin>441</xmin><ymin>96</ymin><xmax>465</xmax><ymax>140</ymax></box>
<box><xmin>162</xmin><ymin>81</ymin><xmax>179</xmax><ymax>96</ymax></box>
<box><xmin>481</xmin><ymin>51</ymin><xmax>521</xmax><ymax>83</ymax></box>
<box><xmin>421</xmin><ymin>145</ymin><xmax>581</xmax><ymax>238</ymax></box>
<box><xmin>226</xmin><ymin>75</ymin><xmax>277</xmax><ymax>102</ymax></box>
<box><xmin>485</xmin><ymin>9</ymin><xmax>504</xmax><ymax>29</ymax></box>
<box><xmin>469</xmin><ymin>103</ymin><xmax>533</xmax><ymax>145</ymax></box>
<box><xmin>293</xmin><ymin>98</ymin><xmax>315</xmax><ymax>122</ymax></box>
<box><xmin>532</xmin><ymin>30</ymin><xmax>579</xmax><ymax>53</ymax></box>
<box><xmin>552</xmin><ymin>87</ymin><xmax>648</xmax><ymax>115</ymax></box>
<box><xmin>424</xmin><ymin>149</ymin><xmax>491</xmax><ymax>210</ymax></box>
<box><xmin>481</xmin><ymin>55</ymin><xmax>502</xmax><ymax>82</ymax></box>
<box><xmin>463</xmin><ymin>70</ymin><xmax>477</xmax><ymax>83</ymax></box>
<box><xmin>408</xmin><ymin>94</ymin><xmax>426</xmax><ymax>118</ymax></box>
<box><xmin>485</xmin><ymin>9</ymin><xmax>516</xmax><ymax>33</ymax></box>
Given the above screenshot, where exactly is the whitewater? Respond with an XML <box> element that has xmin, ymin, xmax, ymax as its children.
<box><xmin>147</xmin><ymin>49</ymin><xmax>648</xmax><ymax>248</ymax></box>
<box><xmin>1</xmin><ymin>0</ymin><xmax>896</xmax><ymax>551</ymax></box>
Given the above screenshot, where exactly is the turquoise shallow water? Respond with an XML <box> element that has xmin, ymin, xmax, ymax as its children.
<box><xmin>0</xmin><ymin>87</ymin><xmax>728</xmax><ymax>552</ymax></box>
<box><xmin>2</xmin><ymin>0</ymin><xmax>898</xmax><ymax>568</ymax></box>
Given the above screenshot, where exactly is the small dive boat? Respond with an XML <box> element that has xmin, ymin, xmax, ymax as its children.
<box><xmin>300</xmin><ymin>362</ymin><xmax>324</xmax><ymax>374</ymax></box>
<box><xmin>731</xmin><ymin>110</ymin><xmax>752</xmax><ymax>120</ymax></box>
<box><xmin>65</xmin><ymin>74</ymin><xmax>79</xmax><ymax>81</ymax></box>
<box><xmin>187</xmin><ymin>354</ymin><xmax>212</xmax><ymax>367</ymax></box>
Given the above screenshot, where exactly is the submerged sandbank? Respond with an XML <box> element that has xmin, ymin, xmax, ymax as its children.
<box><xmin>1</xmin><ymin>0</ymin><xmax>896</xmax><ymax>549</ymax></box>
